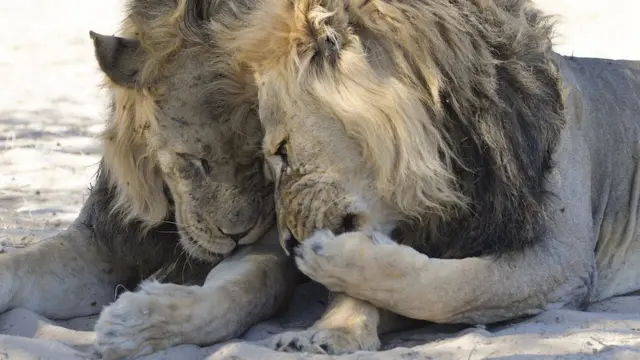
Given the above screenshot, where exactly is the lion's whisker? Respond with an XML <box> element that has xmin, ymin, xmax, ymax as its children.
<box><xmin>161</xmin><ymin>220</ymin><xmax>194</xmax><ymax>228</ymax></box>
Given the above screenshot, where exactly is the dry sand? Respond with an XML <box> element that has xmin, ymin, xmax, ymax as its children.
<box><xmin>0</xmin><ymin>0</ymin><xmax>639</xmax><ymax>359</ymax></box>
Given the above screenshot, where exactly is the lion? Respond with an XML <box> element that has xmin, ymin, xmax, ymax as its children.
<box><xmin>212</xmin><ymin>0</ymin><xmax>640</xmax><ymax>354</ymax></box>
<box><xmin>0</xmin><ymin>0</ymin><xmax>298</xmax><ymax>359</ymax></box>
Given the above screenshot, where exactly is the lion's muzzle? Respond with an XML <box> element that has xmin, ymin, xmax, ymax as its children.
<box><xmin>275</xmin><ymin>173</ymin><xmax>365</xmax><ymax>254</ymax></box>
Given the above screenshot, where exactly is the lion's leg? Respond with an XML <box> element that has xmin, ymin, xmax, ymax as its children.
<box><xmin>263</xmin><ymin>293</ymin><xmax>381</xmax><ymax>354</ymax></box>
<box><xmin>0</xmin><ymin>223</ymin><xmax>123</xmax><ymax>319</ymax></box>
<box><xmin>261</xmin><ymin>292</ymin><xmax>417</xmax><ymax>355</ymax></box>
<box><xmin>0</xmin><ymin>167</ymin><xmax>186</xmax><ymax>319</ymax></box>
<box><xmin>0</xmin><ymin>206</ymin><xmax>179</xmax><ymax>319</ymax></box>
<box><xmin>94</xmin><ymin>226</ymin><xmax>298</xmax><ymax>360</ymax></box>
<box><xmin>295</xmin><ymin>222</ymin><xmax>594</xmax><ymax>325</ymax></box>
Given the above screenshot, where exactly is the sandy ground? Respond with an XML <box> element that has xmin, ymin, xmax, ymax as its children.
<box><xmin>0</xmin><ymin>0</ymin><xmax>639</xmax><ymax>359</ymax></box>
<box><xmin>0</xmin><ymin>0</ymin><xmax>123</xmax><ymax>245</ymax></box>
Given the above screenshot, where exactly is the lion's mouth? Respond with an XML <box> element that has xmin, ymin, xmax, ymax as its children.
<box><xmin>179</xmin><ymin>229</ymin><xmax>226</xmax><ymax>260</ymax></box>
<box><xmin>174</xmin><ymin>207</ymin><xmax>233</xmax><ymax>260</ymax></box>
<box><xmin>176</xmin><ymin>208</ymin><xmax>274</xmax><ymax>261</ymax></box>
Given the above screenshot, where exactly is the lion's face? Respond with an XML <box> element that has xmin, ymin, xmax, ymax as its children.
<box><xmin>150</xmin><ymin>53</ymin><xmax>273</xmax><ymax>260</ymax></box>
<box><xmin>258</xmin><ymin>76</ymin><xmax>397</xmax><ymax>251</ymax></box>
<box><xmin>92</xmin><ymin>13</ymin><xmax>273</xmax><ymax>260</ymax></box>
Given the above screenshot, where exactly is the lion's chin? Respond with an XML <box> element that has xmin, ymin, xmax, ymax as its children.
<box><xmin>178</xmin><ymin>229</ymin><xmax>234</xmax><ymax>262</ymax></box>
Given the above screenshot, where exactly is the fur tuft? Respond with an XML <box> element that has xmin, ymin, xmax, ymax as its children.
<box><xmin>101</xmin><ymin>84</ymin><xmax>167</xmax><ymax>226</ymax></box>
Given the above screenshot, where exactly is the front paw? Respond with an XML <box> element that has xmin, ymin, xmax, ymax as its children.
<box><xmin>95</xmin><ymin>280</ymin><xmax>200</xmax><ymax>360</ymax></box>
<box><xmin>261</xmin><ymin>328</ymin><xmax>380</xmax><ymax>355</ymax></box>
<box><xmin>294</xmin><ymin>230</ymin><xmax>376</xmax><ymax>291</ymax></box>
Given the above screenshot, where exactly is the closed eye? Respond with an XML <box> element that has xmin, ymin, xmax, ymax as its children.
<box><xmin>192</xmin><ymin>158</ymin><xmax>211</xmax><ymax>175</ymax></box>
<box><xmin>177</xmin><ymin>153</ymin><xmax>211</xmax><ymax>176</ymax></box>
<box><xmin>274</xmin><ymin>140</ymin><xmax>288</xmax><ymax>164</ymax></box>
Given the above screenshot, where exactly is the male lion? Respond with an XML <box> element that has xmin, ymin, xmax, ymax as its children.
<box><xmin>214</xmin><ymin>0</ymin><xmax>640</xmax><ymax>354</ymax></box>
<box><xmin>0</xmin><ymin>0</ymin><xmax>297</xmax><ymax>359</ymax></box>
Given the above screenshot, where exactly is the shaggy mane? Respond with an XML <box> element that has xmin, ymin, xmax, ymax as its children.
<box><xmin>218</xmin><ymin>0</ymin><xmax>565</xmax><ymax>257</ymax></box>
<box><xmin>101</xmin><ymin>0</ymin><xmax>219</xmax><ymax>227</ymax></box>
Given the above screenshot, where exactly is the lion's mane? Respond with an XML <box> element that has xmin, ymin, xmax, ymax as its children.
<box><xmin>219</xmin><ymin>0</ymin><xmax>565</xmax><ymax>258</ymax></box>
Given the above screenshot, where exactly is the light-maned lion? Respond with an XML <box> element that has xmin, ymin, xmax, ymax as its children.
<box><xmin>0</xmin><ymin>0</ymin><xmax>298</xmax><ymax>359</ymax></box>
<box><xmin>214</xmin><ymin>0</ymin><xmax>640</xmax><ymax>354</ymax></box>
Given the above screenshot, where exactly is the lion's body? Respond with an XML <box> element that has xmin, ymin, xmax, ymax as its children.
<box><xmin>558</xmin><ymin>55</ymin><xmax>640</xmax><ymax>301</ymax></box>
<box><xmin>0</xmin><ymin>1</ymin><xmax>299</xmax><ymax>359</ymax></box>
<box><xmin>216</xmin><ymin>0</ymin><xmax>640</xmax><ymax>354</ymax></box>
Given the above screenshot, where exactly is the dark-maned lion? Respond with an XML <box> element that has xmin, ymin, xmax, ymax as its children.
<box><xmin>213</xmin><ymin>0</ymin><xmax>640</xmax><ymax>354</ymax></box>
<box><xmin>0</xmin><ymin>0</ymin><xmax>297</xmax><ymax>359</ymax></box>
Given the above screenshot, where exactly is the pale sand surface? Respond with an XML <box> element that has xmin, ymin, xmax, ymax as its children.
<box><xmin>0</xmin><ymin>1</ymin><xmax>639</xmax><ymax>359</ymax></box>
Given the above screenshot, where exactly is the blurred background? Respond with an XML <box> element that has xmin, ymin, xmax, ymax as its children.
<box><xmin>0</xmin><ymin>0</ymin><xmax>638</xmax><ymax>246</ymax></box>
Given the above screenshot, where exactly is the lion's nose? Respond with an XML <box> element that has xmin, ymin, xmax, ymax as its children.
<box><xmin>218</xmin><ymin>227</ymin><xmax>251</xmax><ymax>243</ymax></box>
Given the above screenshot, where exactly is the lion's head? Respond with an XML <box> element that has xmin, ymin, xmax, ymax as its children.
<box><xmin>217</xmin><ymin>0</ymin><xmax>565</xmax><ymax>257</ymax></box>
<box><xmin>91</xmin><ymin>0</ymin><xmax>272</xmax><ymax>260</ymax></box>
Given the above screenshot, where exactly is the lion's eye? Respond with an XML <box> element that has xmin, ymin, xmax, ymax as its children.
<box><xmin>274</xmin><ymin>140</ymin><xmax>288</xmax><ymax>164</ymax></box>
<box><xmin>178</xmin><ymin>153</ymin><xmax>211</xmax><ymax>176</ymax></box>
<box><xmin>191</xmin><ymin>158</ymin><xmax>211</xmax><ymax>175</ymax></box>
<box><xmin>263</xmin><ymin>140</ymin><xmax>289</xmax><ymax>183</ymax></box>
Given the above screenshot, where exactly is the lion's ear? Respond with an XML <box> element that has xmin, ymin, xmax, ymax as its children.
<box><xmin>90</xmin><ymin>31</ymin><xmax>144</xmax><ymax>88</ymax></box>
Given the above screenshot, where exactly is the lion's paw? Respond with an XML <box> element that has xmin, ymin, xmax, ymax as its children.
<box><xmin>261</xmin><ymin>328</ymin><xmax>380</xmax><ymax>355</ymax></box>
<box><xmin>95</xmin><ymin>280</ymin><xmax>200</xmax><ymax>360</ymax></box>
<box><xmin>294</xmin><ymin>230</ymin><xmax>378</xmax><ymax>292</ymax></box>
